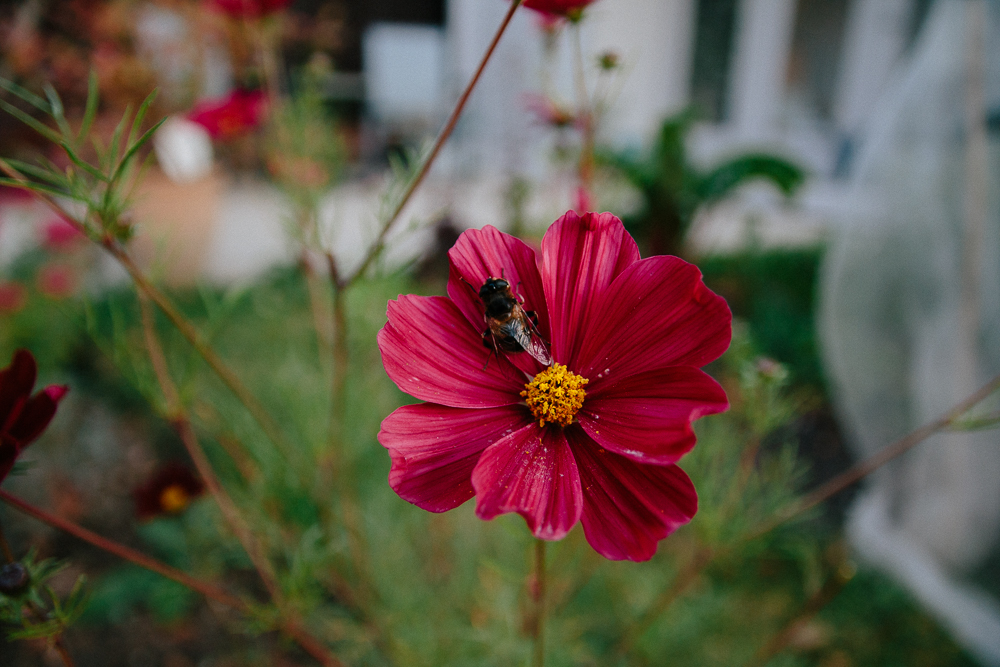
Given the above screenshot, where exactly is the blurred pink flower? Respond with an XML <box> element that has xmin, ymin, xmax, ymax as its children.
<box><xmin>0</xmin><ymin>350</ymin><xmax>68</xmax><ymax>484</ymax></box>
<box><xmin>36</xmin><ymin>263</ymin><xmax>77</xmax><ymax>299</ymax></box>
<box><xmin>523</xmin><ymin>93</ymin><xmax>577</xmax><ymax>130</ymax></box>
<box><xmin>378</xmin><ymin>211</ymin><xmax>731</xmax><ymax>561</ymax></box>
<box><xmin>188</xmin><ymin>89</ymin><xmax>267</xmax><ymax>141</ymax></box>
<box><xmin>41</xmin><ymin>217</ymin><xmax>84</xmax><ymax>252</ymax></box>
<box><xmin>0</xmin><ymin>282</ymin><xmax>27</xmax><ymax>314</ymax></box>
<box><xmin>208</xmin><ymin>0</ymin><xmax>291</xmax><ymax>19</ymax></box>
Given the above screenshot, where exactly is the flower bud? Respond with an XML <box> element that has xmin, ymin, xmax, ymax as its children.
<box><xmin>0</xmin><ymin>562</ymin><xmax>30</xmax><ymax>596</ymax></box>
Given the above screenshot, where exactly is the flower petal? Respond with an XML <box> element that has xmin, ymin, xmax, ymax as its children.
<box><xmin>379</xmin><ymin>403</ymin><xmax>531</xmax><ymax>513</ymax></box>
<box><xmin>379</xmin><ymin>295</ymin><xmax>525</xmax><ymax>408</ymax></box>
<box><xmin>447</xmin><ymin>225</ymin><xmax>548</xmax><ymax>339</ymax></box>
<box><xmin>575</xmin><ymin>255</ymin><xmax>731</xmax><ymax>381</ymax></box>
<box><xmin>578</xmin><ymin>367</ymin><xmax>728</xmax><ymax>465</ymax></box>
<box><xmin>0</xmin><ymin>350</ymin><xmax>37</xmax><ymax>431</ymax></box>
<box><xmin>541</xmin><ymin>211</ymin><xmax>639</xmax><ymax>367</ymax></box>
<box><xmin>569</xmin><ymin>429</ymin><xmax>697</xmax><ymax>561</ymax></box>
<box><xmin>472</xmin><ymin>424</ymin><xmax>583</xmax><ymax>540</ymax></box>
<box><xmin>7</xmin><ymin>386</ymin><xmax>66</xmax><ymax>447</ymax></box>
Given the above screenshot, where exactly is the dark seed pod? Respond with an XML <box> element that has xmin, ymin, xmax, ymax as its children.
<box><xmin>0</xmin><ymin>562</ymin><xmax>30</xmax><ymax>596</ymax></box>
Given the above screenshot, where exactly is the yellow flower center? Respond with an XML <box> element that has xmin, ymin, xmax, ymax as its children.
<box><xmin>520</xmin><ymin>363</ymin><xmax>589</xmax><ymax>428</ymax></box>
<box><xmin>159</xmin><ymin>485</ymin><xmax>190</xmax><ymax>514</ymax></box>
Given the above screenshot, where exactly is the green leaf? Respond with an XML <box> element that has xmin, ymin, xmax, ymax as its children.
<box><xmin>3</xmin><ymin>158</ymin><xmax>72</xmax><ymax>189</ymax></box>
<box><xmin>0</xmin><ymin>77</ymin><xmax>50</xmax><ymax>113</ymax></box>
<box><xmin>110</xmin><ymin>116</ymin><xmax>166</xmax><ymax>185</ymax></box>
<box><xmin>108</xmin><ymin>104</ymin><xmax>132</xmax><ymax>168</ymax></box>
<box><xmin>77</xmin><ymin>71</ymin><xmax>100</xmax><ymax>146</ymax></box>
<box><xmin>128</xmin><ymin>88</ymin><xmax>159</xmax><ymax>147</ymax></box>
<box><xmin>57</xmin><ymin>142</ymin><xmax>109</xmax><ymax>183</ymax></box>
<box><xmin>6</xmin><ymin>620</ymin><xmax>64</xmax><ymax>641</ymax></box>
<box><xmin>0</xmin><ymin>178</ymin><xmax>77</xmax><ymax>200</ymax></box>
<box><xmin>0</xmin><ymin>98</ymin><xmax>61</xmax><ymax>144</ymax></box>
<box><xmin>43</xmin><ymin>83</ymin><xmax>72</xmax><ymax>139</ymax></box>
<box><xmin>697</xmin><ymin>154</ymin><xmax>806</xmax><ymax>203</ymax></box>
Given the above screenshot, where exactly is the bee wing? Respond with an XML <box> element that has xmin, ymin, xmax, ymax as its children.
<box><xmin>508</xmin><ymin>320</ymin><xmax>552</xmax><ymax>366</ymax></box>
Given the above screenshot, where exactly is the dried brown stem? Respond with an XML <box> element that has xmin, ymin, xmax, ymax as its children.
<box><xmin>0</xmin><ymin>490</ymin><xmax>340</xmax><ymax>666</ymax></box>
<box><xmin>343</xmin><ymin>0</ymin><xmax>524</xmax><ymax>286</ymax></box>
<box><xmin>0</xmin><ymin>490</ymin><xmax>246</xmax><ymax>611</ymax></box>
<box><xmin>50</xmin><ymin>636</ymin><xmax>75</xmax><ymax>667</ymax></box>
<box><xmin>770</xmin><ymin>370</ymin><xmax>1000</xmax><ymax>533</ymax></box>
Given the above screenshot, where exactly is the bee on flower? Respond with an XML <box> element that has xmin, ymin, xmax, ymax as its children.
<box><xmin>378</xmin><ymin>211</ymin><xmax>731</xmax><ymax>561</ymax></box>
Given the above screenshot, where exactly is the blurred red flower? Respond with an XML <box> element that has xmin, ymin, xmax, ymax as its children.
<box><xmin>378</xmin><ymin>211</ymin><xmax>731</xmax><ymax>561</ymax></box>
<box><xmin>521</xmin><ymin>0</ymin><xmax>596</xmax><ymax>19</ymax></box>
<box><xmin>188</xmin><ymin>89</ymin><xmax>267</xmax><ymax>141</ymax></box>
<box><xmin>208</xmin><ymin>0</ymin><xmax>290</xmax><ymax>19</ymax></box>
<box><xmin>0</xmin><ymin>282</ymin><xmax>27</xmax><ymax>314</ymax></box>
<box><xmin>0</xmin><ymin>350</ymin><xmax>68</xmax><ymax>484</ymax></box>
<box><xmin>133</xmin><ymin>463</ymin><xmax>206</xmax><ymax>520</ymax></box>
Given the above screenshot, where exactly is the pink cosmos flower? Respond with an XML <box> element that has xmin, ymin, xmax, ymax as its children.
<box><xmin>187</xmin><ymin>89</ymin><xmax>267</xmax><ymax>141</ymax></box>
<box><xmin>0</xmin><ymin>350</ymin><xmax>68</xmax><ymax>484</ymax></box>
<box><xmin>378</xmin><ymin>211</ymin><xmax>731</xmax><ymax>561</ymax></box>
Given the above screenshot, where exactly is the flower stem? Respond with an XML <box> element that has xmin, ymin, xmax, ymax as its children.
<box><xmin>531</xmin><ymin>539</ymin><xmax>547</xmax><ymax>667</ymax></box>
<box><xmin>343</xmin><ymin>0</ymin><xmax>524</xmax><ymax>287</ymax></box>
<box><xmin>571</xmin><ymin>21</ymin><xmax>595</xmax><ymax>204</ymax></box>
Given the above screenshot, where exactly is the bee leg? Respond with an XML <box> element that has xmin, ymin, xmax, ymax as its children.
<box><xmin>526</xmin><ymin>309</ymin><xmax>539</xmax><ymax>327</ymax></box>
<box><xmin>482</xmin><ymin>330</ymin><xmax>497</xmax><ymax>371</ymax></box>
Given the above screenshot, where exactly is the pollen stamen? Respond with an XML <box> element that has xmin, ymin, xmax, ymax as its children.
<box><xmin>521</xmin><ymin>363</ymin><xmax>589</xmax><ymax>427</ymax></box>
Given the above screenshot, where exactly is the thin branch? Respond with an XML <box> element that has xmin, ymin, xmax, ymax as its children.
<box><xmin>743</xmin><ymin>565</ymin><xmax>852</xmax><ymax>667</ymax></box>
<box><xmin>49</xmin><ymin>636</ymin><xmax>75</xmax><ymax>667</ymax></box>
<box><xmin>138</xmin><ymin>293</ymin><xmax>283</xmax><ymax>604</ymax></box>
<box><xmin>0</xmin><ymin>490</ymin><xmax>246</xmax><ymax>611</ymax></box>
<box><xmin>617</xmin><ymin>546</ymin><xmax>712</xmax><ymax>656</ymax></box>
<box><xmin>342</xmin><ymin>0</ymin><xmax>524</xmax><ymax>286</ymax></box>
<box><xmin>0</xmin><ymin>489</ymin><xmax>341</xmax><ymax>667</ymax></box>
<box><xmin>773</xmin><ymin>370</ymin><xmax>1000</xmax><ymax>531</ymax></box>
